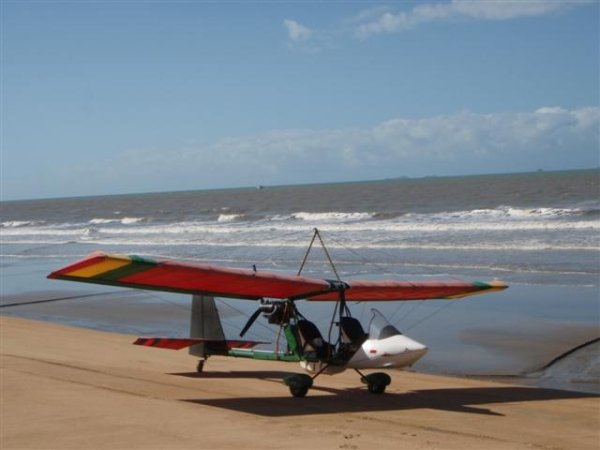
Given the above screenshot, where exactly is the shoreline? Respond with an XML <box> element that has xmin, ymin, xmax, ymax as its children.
<box><xmin>2</xmin><ymin>286</ymin><xmax>599</xmax><ymax>395</ymax></box>
<box><xmin>3</xmin><ymin>310</ymin><xmax>599</xmax><ymax>395</ymax></box>
<box><xmin>2</xmin><ymin>316</ymin><xmax>599</xmax><ymax>449</ymax></box>
<box><xmin>2</xmin><ymin>286</ymin><xmax>599</xmax><ymax>396</ymax></box>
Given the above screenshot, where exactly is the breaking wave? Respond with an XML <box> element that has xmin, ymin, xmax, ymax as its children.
<box><xmin>1</xmin><ymin>220</ymin><xmax>43</xmax><ymax>228</ymax></box>
<box><xmin>291</xmin><ymin>212</ymin><xmax>375</xmax><ymax>222</ymax></box>
<box><xmin>217</xmin><ymin>214</ymin><xmax>245</xmax><ymax>222</ymax></box>
<box><xmin>1</xmin><ymin>204</ymin><xmax>597</xmax><ymax>259</ymax></box>
<box><xmin>89</xmin><ymin>217</ymin><xmax>144</xmax><ymax>225</ymax></box>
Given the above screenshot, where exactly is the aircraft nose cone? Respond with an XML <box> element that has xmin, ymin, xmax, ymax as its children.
<box><xmin>411</xmin><ymin>345</ymin><xmax>428</xmax><ymax>359</ymax></box>
<box><xmin>405</xmin><ymin>338</ymin><xmax>428</xmax><ymax>363</ymax></box>
<box><xmin>404</xmin><ymin>337</ymin><xmax>427</xmax><ymax>352</ymax></box>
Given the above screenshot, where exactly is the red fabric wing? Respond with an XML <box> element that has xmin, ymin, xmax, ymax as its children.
<box><xmin>307</xmin><ymin>280</ymin><xmax>499</xmax><ymax>301</ymax></box>
<box><xmin>119</xmin><ymin>261</ymin><xmax>331</xmax><ymax>299</ymax></box>
<box><xmin>48</xmin><ymin>253</ymin><xmax>506</xmax><ymax>302</ymax></box>
<box><xmin>48</xmin><ymin>252</ymin><xmax>332</xmax><ymax>300</ymax></box>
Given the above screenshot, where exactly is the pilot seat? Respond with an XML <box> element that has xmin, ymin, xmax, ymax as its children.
<box><xmin>339</xmin><ymin>316</ymin><xmax>368</xmax><ymax>355</ymax></box>
<box><xmin>296</xmin><ymin>319</ymin><xmax>334</xmax><ymax>360</ymax></box>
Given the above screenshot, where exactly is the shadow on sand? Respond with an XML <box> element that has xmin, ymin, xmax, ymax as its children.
<box><xmin>182</xmin><ymin>386</ymin><xmax>598</xmax><ymax>417</ymax></box>
<box><xmin>170</xmin><ymin>370</ymin><xmax>295</xmax><ymax>379</ymax></box>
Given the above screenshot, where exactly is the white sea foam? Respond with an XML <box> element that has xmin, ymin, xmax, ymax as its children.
<box><xmin>292</xmin><ymin>211</ymin><xmax>375</xmax><ymax>222</ymax></box>
<box><xmin>1</xmin><ymin>227</ymin><xmax>88</xmax><ymax>236</ymax></box>
<box><xmin>121</xmin><ymin>217</ymin><xmax>144</xmax><ymax>225</ymax></box>
<box><xmin>89</xmin><ymin>218</ymin><xmax>118</xmax><ymax>225</ymax></box>
<box><xmin>420</xmin><ymin>206</ymin><xmax>587</xmax><ymax>222</ymax></box>
<box><xmin>217</xmin><ymin>214</ymin><xmax>244</xmax><ymax>222</ymax></box>
<box><xmin>89</xmin><ymin>217</ymin><xmax>144</xmax><ymax>225</ymax></box>
<box><xmin>1</xmin><ymin>221</ymin><xmax>40</xmax><ymax>228</ymax></box>
<box><xmin>1</xmin><ymin>204</ymin><xmax>598</xmax><ymax>256</ymax></box>
<box><xmin>80</xmin><ymin>228</ymin><xmax>101</xmax><ymax>240</ymax></box>
<box><xmin>2</xmin><ymin>215</ymin><xmax>598</xmax><ymax>240</ymax></box>
<box><xmin>2</xmin><ymin>231</ymin><xmax>594</xmax><ymax>253</ymax></box>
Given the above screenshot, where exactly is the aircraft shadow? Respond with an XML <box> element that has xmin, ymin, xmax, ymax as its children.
<box><xmin>182</xmin><ymin>386</ymin><xmax>598</xmax><ymax>417</ymax></box>
<box><xmin>170</xmin><ymin>370</ymin><xmax>295</xmax><ymax>379</ymax></box>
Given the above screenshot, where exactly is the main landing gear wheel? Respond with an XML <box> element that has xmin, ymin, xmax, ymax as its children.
<box><xmin>362</xmin><ymin>372</ymin><xmax>391</xmax><ymax>394</ymax></box>
<box><xmin>283</xmin><ymin>374</ymin><xmax>313</xmax><ymax>398</ymax></box>
<box><xmin>196</xmin><ymin>359</ymin><xmax>206</xmax><ymax>373</ymax></box>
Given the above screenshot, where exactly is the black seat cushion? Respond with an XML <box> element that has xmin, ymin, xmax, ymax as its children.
<box><xmin>296</xmin><ymin>319</ymin><xmax>332</xmax><ymax>359</ymax></box>
<box><xmin>340</xmin><ymin>316</ymin><xmax>367</xmax><ymax>344</ymax></box>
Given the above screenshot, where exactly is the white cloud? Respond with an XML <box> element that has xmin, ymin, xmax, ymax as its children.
<box><xmin>451</xmin><ymin>0</ymin><xmax>577</xmax><ymax>20</ymax></box>
<box><xmin>101</xmin><ymin>107</ymin><xmax>598</xmax><ymax>192</ymax></box>
<box><xmin>18</xmin><ymin>106</ymin><xmax>595</xmax><ymax>198</ymax></box>
<box><xmin>283</xmin><ymin>19</ymin><xmax>313</xmax><ymax>42</ymax></box>
<box><xmin>354</xmin><ymin>1</ymin><xmax>591</xmax><ymax>38</ymax></box>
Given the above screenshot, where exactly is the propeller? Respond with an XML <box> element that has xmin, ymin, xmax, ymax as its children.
<box><xmin>240</xmin><ymin>308</ymin><xmax>263</xmax><ymax>337</ymax></box>
<box><xmin>239</xmin><ymin>301</ymin><xmax>288</xmax><ymax>337</ymax></box>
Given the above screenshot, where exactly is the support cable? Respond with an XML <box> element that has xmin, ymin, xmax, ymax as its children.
<box><xmin>297</xmin><ymin>228</ymin><xmax>341</xmax><ymax>282</ymax></box>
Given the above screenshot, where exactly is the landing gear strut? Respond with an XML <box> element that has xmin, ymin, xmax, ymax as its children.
<box><xmin>196</xmin><ymin>358</ymin><xmax>206</xmax><ymax>373</ymax></box>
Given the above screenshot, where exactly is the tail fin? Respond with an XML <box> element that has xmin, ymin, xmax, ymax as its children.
<box><xmin>189</xmin><ymin>295</ymin><xmax>225</xmax><ymax>357</ymax></box>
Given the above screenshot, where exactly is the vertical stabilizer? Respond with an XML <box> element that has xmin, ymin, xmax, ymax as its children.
<box><xmin>189</xmin><ymin>295</ymin><xmax>225</xmax><ymax>357</ymax></box>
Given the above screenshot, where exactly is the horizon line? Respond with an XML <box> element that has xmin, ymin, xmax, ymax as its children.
<box><xmin>2</xmin><ymin>166</ymin><xmax>598</xmax><ymax>203</ymax></box>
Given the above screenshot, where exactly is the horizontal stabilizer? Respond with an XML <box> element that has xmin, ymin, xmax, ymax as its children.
<box><xmin>133</xmin><ymin>337</ymin><xmax>267</xmax><ymax>351</ymax></box>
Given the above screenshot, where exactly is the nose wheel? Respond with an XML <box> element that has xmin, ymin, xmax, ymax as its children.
<box><xmin>357</xmin><ymin>371</ymin><xmax>391</xmax><ymax>394</ymax></box>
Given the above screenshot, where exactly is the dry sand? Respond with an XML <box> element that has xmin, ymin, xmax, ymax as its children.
<box><xmin>1</xmin><ymin>316</ymin><xmax>598</xmax><ymax>450</ymax></box>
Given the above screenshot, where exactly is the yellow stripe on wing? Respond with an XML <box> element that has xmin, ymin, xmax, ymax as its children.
<box><xmin>66</xmin><ymin>254</ymin><xmax>132</xmax><ymax>278</ymax></box>
<box><xmin>446</xmin><ymin>280</ymin><xmax>508</xmax><ymax>299</ymax></box>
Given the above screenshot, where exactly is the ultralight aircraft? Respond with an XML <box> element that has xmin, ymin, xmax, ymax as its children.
<box><xmin>48</xmin><ymin>229</ymin><xmax>507</xmax><ymax>397</ymax></box>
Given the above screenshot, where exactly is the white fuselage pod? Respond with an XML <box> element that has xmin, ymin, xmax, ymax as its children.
<box><xmin>300</xmin><ymin>334</ymin><xmax>427</xmax><ymax>375</ymax></box>
<box><xmin>347</xmin><ymin>334</ymin><xmax>428</xmax><ymax>370</ymax></box>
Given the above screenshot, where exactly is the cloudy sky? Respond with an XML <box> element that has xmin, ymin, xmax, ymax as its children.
<box><xmin>2</xmin><ymin>1</ymin><xmax>598</xmax><ymax>200</ymax></box>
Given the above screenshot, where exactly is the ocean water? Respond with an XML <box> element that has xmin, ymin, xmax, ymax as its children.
<box><xmin>1</xmin><ymin>169</ymin><xmax>599</xmax><ymax>390</ymax></box>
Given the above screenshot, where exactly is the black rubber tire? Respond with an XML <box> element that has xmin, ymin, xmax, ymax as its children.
<box><xmin>289</xmin><ymin>385</ymin><xmax>309</xmax><ymax>398</ymax></box>
<box><xmin>367</xmin><ymin>383</ymin><xmax>386</xmax><ymax>394</ymax></box>
<box><xmin>284</xmin><ymin>373</ymin><xmax>313</xmax><ymax>398</ymax></box>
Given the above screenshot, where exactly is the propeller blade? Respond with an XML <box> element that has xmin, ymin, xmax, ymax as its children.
<box><xmin>239</xmin><ymin>308</ymin><xmax>262</xmax><ymax>337</ymax></box>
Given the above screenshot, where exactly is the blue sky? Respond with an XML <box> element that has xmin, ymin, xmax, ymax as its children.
<box><xmin>2</xmin><ymin>1</ymin><xmax>598</xmax><ymax>200</ymax></box>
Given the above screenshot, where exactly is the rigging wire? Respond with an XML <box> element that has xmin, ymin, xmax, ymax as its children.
<box><xmin>325</xmin><ymin>234</ymin><xmax>400</xmax><ymax>278</ymax></box>
<box><xmin>296</xmin><ymin>228</ymin><xmax>345</xmax><ymax>346</ymax></box>
<box><xmin>135</xmin><ymin>291</ymin><xmax>276</xmax><ymax>342</ymax></box>
<box><xmin>158</xmin><ymin>228</ymin><xmax>314</xmax><ymax>273</ymax></box>
<box><xmin>297</xmin><ymin>228</ymin><xmax>342</xmax><ymax>281</ymax></box>
<box><xmin>403</xmin><ymin>300</ymin><xmax>457</xmax><ymax>332</ymax></box>
<box><xmin>392</xmin><ymin>299</ymin><xmax>426</xmax><ymax>325</ymax></box>
<box><xmin>0</xmin><ymin>289</ymin><xmax>138</xmax><ymax>309</ymax></box>
<box><xmin>322</xmin><ymin>230</ymin><xmax>466</xmax><ymax>331</ymax></box>
<box><xmin>136</xmin><ymin>290</ymin><xmax>190</xmax><ymax>312</ymax></box>
<box><xmin>147</xmin><ymin>226</ymin><xmax>464</xmax><ymax>339</ymax></box>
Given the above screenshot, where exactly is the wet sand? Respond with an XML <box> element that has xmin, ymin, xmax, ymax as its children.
<box><xmin>1</xmin><ymin>316</ymin><xmax>598</xmax><ymax>449</ymax></box>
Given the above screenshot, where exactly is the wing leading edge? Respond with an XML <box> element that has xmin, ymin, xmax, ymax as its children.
<box><xmin>48</xmin><ymin>252</ymin><xmax>507</xmax><ymax>302</ymax></box>
<box><xmin>306</xmin><ymin>279</ymin><xmax>507</xmax><ymax>301</ymax></box>
<box><xmin>48</xmin><ymin>251</ymin><xmax>332</xmax><ymax>300</ymax></box>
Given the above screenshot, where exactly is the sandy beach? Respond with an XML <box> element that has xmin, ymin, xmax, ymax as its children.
<box><xmin>1</xmin><ymin>316</ymin><xmax>598</xmax><ymax>450</ymax></box>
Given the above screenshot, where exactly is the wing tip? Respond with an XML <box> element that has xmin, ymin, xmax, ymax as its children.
<box><xmin>47</xmin><ymin>251</ymin><xmax>109</xmax><ymax>279</ymax></box>
<box><xmin>487</xmin><ymin>279</ymin><xmax>509</xmax><ymax>290</ymax></box>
